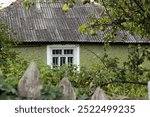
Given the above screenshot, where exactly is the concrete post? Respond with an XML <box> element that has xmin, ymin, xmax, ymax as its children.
<box><xmin>148</xmin><ymin>81</ymin><xmax>150</xmax><ymax>100</ymax></box>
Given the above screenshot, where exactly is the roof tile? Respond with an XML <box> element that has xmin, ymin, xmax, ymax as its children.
<box><xmin>0</xmin><ymin>0</ymin><xmax>149</xmax><ymax>43</ymax></box>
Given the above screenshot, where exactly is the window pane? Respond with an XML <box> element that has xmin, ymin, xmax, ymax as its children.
<box><xmin>60</xmin><ymin>57</ymin><xmax>66</xmax><ymax>66</ymax></box>
<box><xmin>52</xmin><ymin>57</ymin><xmax>58</xmax><ymax>68</ymax></box>
<box><xmin>68</xmin><ymin>57</ymin><xmax>73</xmax><ymax>64</ymax></box>
<box><xmin>64</xmin><ymin>49</ymin><xmax>73</xmax><ymax>54</ymax></box>
<box><xmin>52</xmin><ymin>50</ymin><xmax>62</xmax><ymax>55</ymax></box>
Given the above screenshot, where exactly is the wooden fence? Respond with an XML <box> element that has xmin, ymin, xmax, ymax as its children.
<box><xmin>17</xmin><ymin>62</ymin><xmax>150</xmax><ymax>100</ymax></box>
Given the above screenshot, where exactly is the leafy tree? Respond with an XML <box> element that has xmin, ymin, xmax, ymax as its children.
<box><xmin>0</xmin><ymin>22</ymin><xmax>28</xmax><ymax>99</ymax></box>
<box><xmin>0</xmin><ymin>0</ymin><xmax>149</xmax><ymax>99</ymax></box>
<box><xmin>21</xmin><ymin>0</ymin><xmax>150</xmax><ymax>100</ymax></box>
<box><xmin>23</xmin><ymin>0</ymin><xmax>150</xmax><ymax>41</ymax></box>
<box><xmin>0</xmin><ymin>22</ymin><xmax>18</xmax><ymax>68</ymax></box>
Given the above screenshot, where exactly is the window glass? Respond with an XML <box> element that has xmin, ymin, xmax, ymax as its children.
<box><xmin>52</xmin><ymin>57</ymin><xmax>58</xmax><ymax>68</ymax></box>
<box><xmin>60</xmin><ymin>57</ymin><xmax>66</xmax><ymax>66</ymax></box>
<box><xmin>52</xmin><ymin>49</ymin><xmax>62</xmax><ymax>55</ymax></box>
<box><xmin>64</xmin><ymin>49</ymin><xmax>73</xmax><ymax>54</ymax></box>
<box><xmin>68</xmin><ymin>57</ymin><xmax>73</xmax><ymax>64</ymax></box>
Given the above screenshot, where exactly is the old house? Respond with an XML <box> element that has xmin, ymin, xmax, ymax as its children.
<box><xmin>0</xmin><ymin>0</ymin><xmax>149</xmax><ymax>68</ymax></box>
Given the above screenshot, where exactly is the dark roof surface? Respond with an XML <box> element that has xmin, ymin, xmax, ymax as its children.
<box><xmin>0</xmin><ymin>0</ymin><xmax>149</xmax><ymax>43</ymax></box>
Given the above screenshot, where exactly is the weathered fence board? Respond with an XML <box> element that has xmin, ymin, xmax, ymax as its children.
<box><xmin>91</xmin><ymin>87</ymin><xmax>109</xmax><ymax>100</ymax></box>
<box><xmin>59</xmin><ymin>78</ymin><xmax>76</xmax><ymax>100</ymax></box>
<box><xmin>18</xmin><ymin>62</ymin><xmax>42</xmax><ymax>99</ymax></box>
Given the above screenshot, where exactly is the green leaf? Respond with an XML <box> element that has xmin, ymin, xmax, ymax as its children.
<box><xmin>62</xmin><ymin>4</ymin><xmax>69</xmax><ymax>13</ymax></box>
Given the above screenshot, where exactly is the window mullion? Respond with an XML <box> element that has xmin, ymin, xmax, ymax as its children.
<box><xmin>58</xmin><ymin>57</ymin><xmax>60</xmax><ymax>66</ymax></box>
<box><xmin>66</xmin><ymin>56</ymin><xmax>68</xmax><ymax>64</ymax></box>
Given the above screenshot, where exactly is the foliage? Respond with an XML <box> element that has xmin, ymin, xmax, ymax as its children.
<box><xmin>0</xmin><ymin>44</ymin><xmax>150</xmax><ymax>99</ymax></box>
<box><xmin>39</xmin><ymin>45</ymin><xmax>150</xmax><ymax>100</ymax></box>
<box><xmin>100</xmin><ymin>45</ymin><xmax>150</xmax><ymax>99</ymax></box>
<box><xmin>0</xmin><ymin>22</ymin><xmax>18</xmax><ymax>66</ymax></box>
<box><xmin>0</xmin><ymin>59</ymin><xmax>28</xmax><ymax>99</ymax></box>
<box><xmin>0</xmin><ymin>20</ymin><xmax>149</xmax><ymax>99</ymax></box>
<box><xmin>23</xmin><ymin>0</ymin><xmax>150</xmax><ymax>98</ymax></box>
<box><xmin>78</xmin><ymin>0</ymin><xmax>150</xmax><ymax>39</ymax></box>
<box><xmin>0</xmin><ymin>22</ymin><xmax>28</xmax><ymax>99</ymax></box>
<box><xmin>0</xmin><ymin>0</ymin><xmax>149</xmax><ymax>100</ymax></box>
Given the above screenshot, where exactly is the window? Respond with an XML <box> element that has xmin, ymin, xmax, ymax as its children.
<box><xmin>47</xmin><ymin>45</ymin><xmax>80</xmax><ymax>69</ymax></box>
<box><xmin>51</xmin><ymin>49</ymin><xmax>74</xmax><ymax>68</ymax></box>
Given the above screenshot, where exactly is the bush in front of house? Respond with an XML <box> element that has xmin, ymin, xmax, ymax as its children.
<box><xmin>0</xmin><ymin>45</ymin><xmax>150</xmax><ymax>100</ymax></box>
<box><xmin>39</xmin><ymin>45</ymin><xmax>150</xmax><ymax>100</ymax></box>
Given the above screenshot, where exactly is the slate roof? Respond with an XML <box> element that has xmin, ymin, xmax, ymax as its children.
<box><xmin>0</xmin><ymin>0</ymin><xmax>149</xmax><ymax>43</ymax></box>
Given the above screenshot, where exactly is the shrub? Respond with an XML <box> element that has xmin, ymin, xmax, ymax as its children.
<box><xmin>0</xmin><ymin>44</ymin><xmax>150</xmax><ymax>99</ymax></box>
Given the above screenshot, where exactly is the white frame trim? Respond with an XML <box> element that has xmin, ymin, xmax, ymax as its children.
<box><xmin>47</xmin><ymin>44</ymin><xmax>80</xmax><ymax>69</ymax></box>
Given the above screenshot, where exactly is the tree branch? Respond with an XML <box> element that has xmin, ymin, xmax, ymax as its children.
<box><xmin>101</xmin><ymin>80</ymin><xmax>147</xmax><ymax>88</ymax></box>
<box><xmin>133</xmin><ymin>0</ymin><xmax>150</xmax><ymax>19</ymax></box>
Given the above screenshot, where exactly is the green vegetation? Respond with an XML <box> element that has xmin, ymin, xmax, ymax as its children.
<box><xmin>1</xmin><ymin>44</ymin><xmax>150</xmax><ymax>99</ymax></box>
<box><xmin>32</xmin><ymin>45</ymin><xmax>150</xmax><ymax>99</ymax></box>
<box><xmin>0</xmin><ymin>0</ymin><xmax>150</xmax><ymax>100</ymax></box>
<box><xmin>0</xmin><ymin>22</ymin><xmax>28</xmax><ymax>99</ymax></box>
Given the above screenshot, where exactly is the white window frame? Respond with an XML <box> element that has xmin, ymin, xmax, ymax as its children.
<box><xmin>47</xmin><ymin>44</ymin><xmax>80</xmax><ymax>69</ymax></box>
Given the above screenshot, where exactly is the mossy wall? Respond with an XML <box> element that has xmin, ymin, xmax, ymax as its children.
<box><xmin>13</xmin><ymin>44</ymin><xmax>150</xmax><ymax>68</ymax></box>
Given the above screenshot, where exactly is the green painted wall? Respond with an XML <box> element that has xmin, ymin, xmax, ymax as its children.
<box><xmin>80</xmin><ymin>44</ymin><xmax>150</xmax><ymax>68</ymax></box>
<box><xmin>13</xmin><ymin>44</ymin><xmax>150</xmax><ymax>68</ymax></box>
<box><xmin>13</xmin><ymin>45</ymin><xmax>47</xmax><ymax>65</ymax></box>
<box><xmin>80</xmin><ymin>44</ymin><xmax>128</xmax><ymax>68</ymax></box>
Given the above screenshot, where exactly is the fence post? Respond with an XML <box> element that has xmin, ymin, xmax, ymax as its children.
<box><xmin>148</xmin><ymin>81</ymin><xmax>150</xmax><ymax>100</ymax></box>
<box><xmin>91</xmin><ymin>87</ymin><xmax>109</xmax><ymax>100</ymax></box>
<box><xmin>59</xmin><ymin>77</ymin><xmax>76</xmax><ymax>100</ymax></box>
<box><xmin>18</xmin><ymin>62</ymin><xmax>42</xmax><ymax>99</ymax></box>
